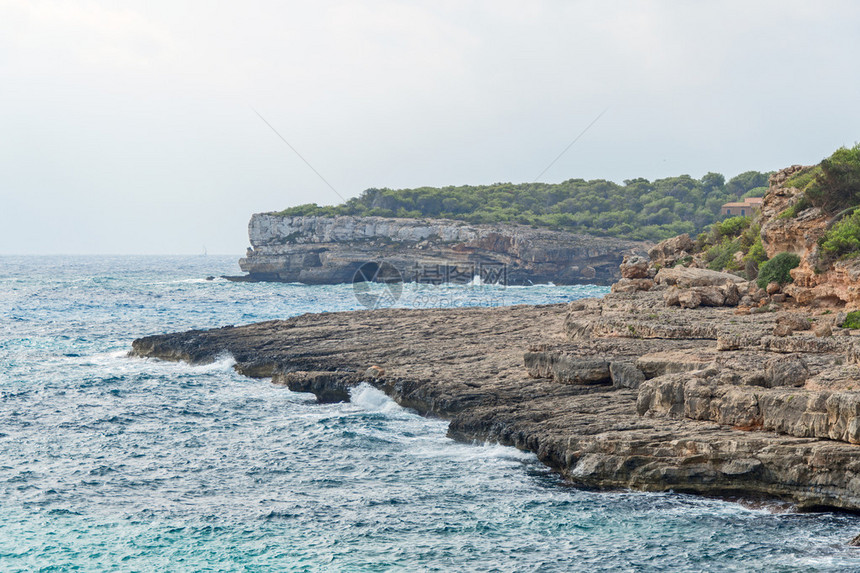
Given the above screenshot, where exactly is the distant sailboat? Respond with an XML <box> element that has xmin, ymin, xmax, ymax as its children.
<box><xmin>202</xmin><ymin>246</ymin><xmax>208</xmax><ymax>257</ymax></box>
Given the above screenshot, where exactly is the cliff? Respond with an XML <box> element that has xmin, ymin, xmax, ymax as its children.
<box><xmin>612</xmin><ymin>157</ymin><xmax>860</xmax><ymax>310</ymax></box>
<box><xmin>760</xmin><ymin>166</ymin><xmax>860</xmax><ymax>308</ymax></box>
<box><xmin>231</xmin><ymin>214</ymin><xmax>650</xmax><ymax>286</ymax></box>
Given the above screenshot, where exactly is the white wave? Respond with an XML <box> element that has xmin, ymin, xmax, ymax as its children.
<box><xmin>469</xmin><ymin>441</ymin><xmax>536</xmax><ymax>461</ymax></box>
<box><xmin>503</xmin><ymin>282</ymin><xmax>558</xmax><ymax>288</ymax></box>
<box><xmin>349</xmin><ymin>383</ymin><xmax>404</xmax><ymax>415</ymax></box>
<box><xmin>192</xmin><ymin>353</ymin><xmax>238</xmax><ymax>372</ymax></box>
<box><xmin>409</xmin><ymin>439</ymin><xmax>538</xmax><ymax>464</ymax></box>
<box><xmin>121</xmin><ymin>350</ymin><xmax>237</xmax><ymax>375</ymax></box>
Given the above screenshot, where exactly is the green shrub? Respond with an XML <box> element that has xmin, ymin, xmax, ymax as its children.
<box><xmin>743</xmin><ymin>236</ymin><xmax>768</xmax><ymax>266</ymax></box>
<box><xmin>819</xmin><ymin>207</ymin><xmax>860</xmax><ymax>259</ymax></box>
<box><xmin>783</xmin><ymin>166</ymin><xmax>821</xmax><ymax>191</ymax></box>
<box><xmin>716</xmin><ymin>216</ymin><xmax>751</xmax><ymax>239</ymax></box>
<box><xmin>805</xmin><ymin>144</ymin><xmax>860</xmax><ymax>212</ymax></box>
<box><xmin>706</xmin><ymin>238</ymin><xmax>742</xmax><ymax>271</ymax></box>
<box><xmin>777</xmin><ymin>194</ymin><xmax>812</xmax><ymax>219</ymax></box>
<box><xmin>273</xmin><ymin>169</ymin><xmax>771</xmax><ymax>241</ymax></box>
<box><xmin>739</xmin><ymin>222</ymin><xmax>760</xmax><ymax>249</ymax></box>
<box><xmin>756</xmin><ymin>252</ymin><xmax>800</xmax><ymax>288</ymax></box>
<box><xmin>842</xmin><ymin>311</ymin><xmax>860</xmax><ymax>329</ymax></box>
<box><xmin>742</xmin><ymin>186</ymin><xmax>768</xmax><ymax>199</ymax></box>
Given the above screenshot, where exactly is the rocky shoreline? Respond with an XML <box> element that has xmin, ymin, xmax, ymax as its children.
<box><xmin>131</xmin><ymin>290</ymin><xmax>860</xmax><ymax>522</ymax></box>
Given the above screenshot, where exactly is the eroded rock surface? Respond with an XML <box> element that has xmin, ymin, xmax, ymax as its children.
<box><xmin>132</xmin><ymin>295</ymin><xmax>860</xmax><ymax>513</ymax></box>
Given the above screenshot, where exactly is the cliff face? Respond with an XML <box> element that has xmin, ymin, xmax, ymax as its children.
<box><xmin>616</xmin><ymin>162</ymin><xmax>860</xmax><ymax>310</ymax></box>
<box><xmin>759</xmin><ymin>167</ymin><xmax>860</xmax><ymax>308</ymax></box>
<box><xmin>235</xmin><ymin>214</ymin><xmax>650</xmax><ymax>285</ymax></box>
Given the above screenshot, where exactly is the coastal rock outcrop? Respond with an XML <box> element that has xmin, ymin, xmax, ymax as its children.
<box><xmin>231</xmin><ymin>214</ymin><xmax>650</xmax><ymax>286</ymax></box>
<box><xmin>131</xmin><ymin>292</ymin><xmax>860</xmax><ymax>513</ymax></box>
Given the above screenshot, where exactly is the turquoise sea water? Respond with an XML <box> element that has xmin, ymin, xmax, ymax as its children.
<box><xmin>2</xmin><ymin>255</ymin><xmax>860</xmax><ymax>572</ymax></box>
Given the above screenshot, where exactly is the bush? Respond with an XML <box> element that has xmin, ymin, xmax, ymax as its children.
<box><xmin>706</xmin><ymin>238</ymin><xmax>742</xmax><ymax>271</ymax></box>
<box><xmin>756</xmin><ymin>252</ymin><xmax>800</xmax><ymax>288</ymax></box>
<box><xmin>742</xmin><ymin>186</ymin><xmax>768</xmax><ymax>199</ymax></box>
<box><xmin>819</xmin><ymin>207</ymin><xmax>860</xmax><ymax>259</ymax></box>
<box><xmin>842</xmin><ymin>311</ymin><xmax>860</xmax><ymax>329</ymax></box>
<box><xmin>805</xmin><ymin>144</ymin><xmax>860</xmax><ymax>212</ymax></box>
<box><xmin>743</xmin><ymin>236</ymin><xmax>767</xmax><ymax>266</ymax></box>
<box><xmin>715</xmin><ymin>216</ymin><xmax>750</xmax><ymax>240</ymax></box>
<box><xmin>273</xmin><ymin>169</ymin><xmax>771</xmax><ymax>241</ymax></box>
<box><xmin>783</xmin><ymin>166</ymin><xmax>820</xmax><ymax>192</ymax></box>
<box><xmin>778</xmin><ymin>194</ymin><xmax>811</xmax><ymax>219</ymax></box>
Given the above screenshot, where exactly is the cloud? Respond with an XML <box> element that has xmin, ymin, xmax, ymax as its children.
<box><xmin>1</xmin><ymin>0</ymin><xmax>859</xmax><ymax>254</ymax></box>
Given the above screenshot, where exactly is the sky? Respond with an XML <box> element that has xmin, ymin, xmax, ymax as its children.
<box><xmin>1</xmin><ymin>0</ymin><xmax>859</xmax><ymax>255</ymax></box>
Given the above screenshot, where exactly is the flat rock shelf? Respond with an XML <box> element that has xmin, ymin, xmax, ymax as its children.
<box><xmin>131</xmin><ymin>301</ymin><xmax>860</xmax><ymax>517</ymax></box>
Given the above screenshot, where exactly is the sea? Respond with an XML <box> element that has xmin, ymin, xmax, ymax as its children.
<box><xmin>2</xmin><ymin>255</ymin><xmax>860</xmax><ymax>572</ymax></box>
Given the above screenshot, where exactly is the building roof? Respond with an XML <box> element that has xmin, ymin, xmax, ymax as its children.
<box><xmin>722</xmin><ymin>197</ymin><xmax>764</xmax><ymax>209</ymax></box>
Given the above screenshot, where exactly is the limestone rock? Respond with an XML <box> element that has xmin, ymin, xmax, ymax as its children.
<box><xmin>611</xmin><ymin>278</ymin><xmax>654</xmax><ymax>293</ymax></box>
<box><xmin>648</xmin><ymin>234</ymin><xmax>694</xmax><ymax>268</ymax></box>
<box><xmin>620</xmin><ymin>255</ymin><xmax>651</xmax><ymax>279</ymax></box>
<box><xmin>609</xmin><ymin>361</ymin><xmax>646</xmax><ymax>389</ymax></box>
<box><xmin>810</xmin><ymin>322</ymin><xmax>830</xmax><ymax>337</ymax></box>
<box><xmin>763</xmin><ymin>355</ymin><xmax>809</xmax><ymax>387</ymax></box>
<box><xmin>664</xmin><ymin>283</ymin><xmax>740</xmax><ymax>309</ymax></box>
<box><xmin>234</xmin><ymin>214</ymin><xmax>650</xmax><ymax>286</ymax></box>
<box><xmin>773</xmin><ymin>324</ymin><xmax>794</xmax><ymax>337</ymax></box>
<box><xmin>776</xmin><ymin>313</ymin><xmax>811</xmax><ymax>332</ymax></box>
<box><xmin>365</xmin><ymin>365</ymin><xmax>386</xmax><ymax>378</ymax></box>
<box><xmin>677</xmin><ymin>289</ymin><xmax>702</xmax><ymax>309</ymax></box>
<box><xmin>636</xmin><ymin>350</ymin><xmax>715</xmax><ymax>378</ymax></box>
<box><xmin>524</xmin><ymin>352</ymin><xmax>611</xmax><ymax>385</ymax></box>
<box><xmin>133</xmin><ymin>297</ymin><xmax>860</xmax><ymax>513</ymax></box>
<box><xmin>655</xmin><ymin>267</ymin><xmax>744</xmax><ymax>288</ymax></box>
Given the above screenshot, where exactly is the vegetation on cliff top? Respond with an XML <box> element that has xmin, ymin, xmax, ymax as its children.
<box><xmin>781</xmin><ymin>144</ymin><xmax>860</xmax><ymax>220</ymax></box>
<box><xmin>820</xmin><ymin>207</ymin><xmax>860</xmax><ymax>260</ymax></box>
<box><xmin>277</xmin><ymin>171</ymin><xmax>770</xmax><ymax>242</ymax></box>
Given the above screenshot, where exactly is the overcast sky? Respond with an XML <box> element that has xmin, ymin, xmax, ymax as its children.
<box><xmin>1</xmin><ymin>0</ymin><xmax>859</xmax><ymax>254</ymax></box>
